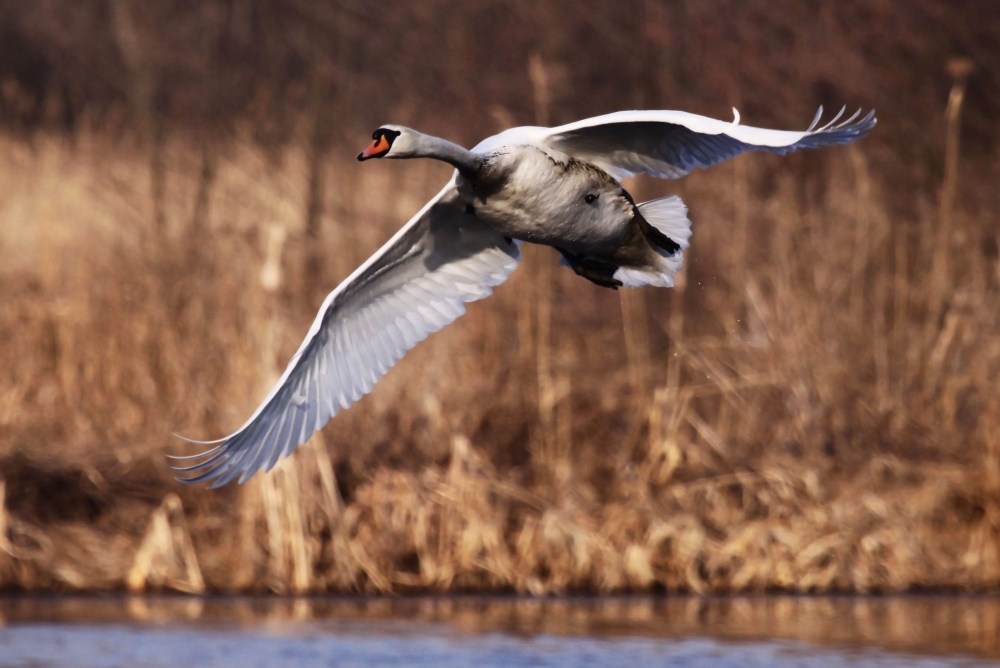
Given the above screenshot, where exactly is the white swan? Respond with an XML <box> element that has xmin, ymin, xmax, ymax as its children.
<box><xmin>173</xmin><ymin>106</ymin><xmax>875</xmax><ymax>486</ymax></box>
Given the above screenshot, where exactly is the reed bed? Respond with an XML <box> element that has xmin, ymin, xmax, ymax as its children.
<box><xmin>1</xmin><ymin>66</ymin><xmax>999</xmax><ymax>594</ymax></box>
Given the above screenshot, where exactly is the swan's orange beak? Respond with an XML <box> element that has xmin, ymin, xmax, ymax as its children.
<box><xmin>358</xmin><ymin>135</ymin><xmax>390</xmax><ymax>161</ymax></box>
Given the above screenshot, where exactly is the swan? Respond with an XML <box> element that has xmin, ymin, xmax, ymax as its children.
<box><xmin>172</xmin><ymin>105</ymin><xmax>875</xmax><ymax>486</ymax></box>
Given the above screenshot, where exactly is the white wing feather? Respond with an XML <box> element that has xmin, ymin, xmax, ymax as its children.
<box><xmin>173</xmin><ymin>181</ymin><xmax>520</xmax><ymax>487</ymax></box>
<box><xmin>534</xmin><ymin>107</ymin><xmax>876</xmax><ymax>181</ymax></box>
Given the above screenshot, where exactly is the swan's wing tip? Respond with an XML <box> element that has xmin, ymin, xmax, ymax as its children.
<box><xmin>812</xmin><ymin>108</ymin><xmax>877</xmax><ymax>137</ymax></box>
<box><xmin>166</xmin><ymin>433</ymin><xmax>232</xmax><ymax>468</ymax></box>
<box><xmin>170</xmin><ymin>431</ymin><xmax>231</xmax><ymax>446</ymax></box>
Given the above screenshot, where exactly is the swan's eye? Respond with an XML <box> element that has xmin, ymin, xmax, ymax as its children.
<box><xmin>584</xmin><ymin>193</ymin><xmax>598</xmax><ymax>204</ymax></box>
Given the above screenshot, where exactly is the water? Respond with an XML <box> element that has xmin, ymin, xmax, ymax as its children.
<box><xmin>0</xmin><ymin>596</ymin><xmax>997</xmax><ymax>667</ymax></box>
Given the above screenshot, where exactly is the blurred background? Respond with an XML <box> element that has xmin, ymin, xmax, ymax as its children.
<box><xmin>0</xmin><ymin>0</ymin><xmax>998</xmax><ymax>597</ymax></box>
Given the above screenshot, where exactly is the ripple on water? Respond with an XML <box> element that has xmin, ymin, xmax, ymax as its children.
<box><xmin>0</xmin><ymin>596</ymin><xmax>996</xmax><ymax>668</ymax></box>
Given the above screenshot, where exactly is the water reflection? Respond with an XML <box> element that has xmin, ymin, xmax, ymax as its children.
<box><xmin>1</xmin><ymin>595</ymin><xmax>997</xmax><ymax>665</ymax></box>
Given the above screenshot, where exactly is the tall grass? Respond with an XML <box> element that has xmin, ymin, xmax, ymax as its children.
<box><xmin>0</xmin><ymin>76</ymin><xmax>998</xmax><ymax>593</ymax></box>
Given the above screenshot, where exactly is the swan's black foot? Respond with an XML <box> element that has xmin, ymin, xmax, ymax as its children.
<box><xmin>556</xmin><ymin>248</ymin><xmax>623</xmax><ymax>290</ymax></box>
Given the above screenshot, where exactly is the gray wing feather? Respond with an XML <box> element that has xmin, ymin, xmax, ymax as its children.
<box><xmin>173</xmin><ymin>183</ymin><xmax>520</xmax><ymax>487</ymax></box>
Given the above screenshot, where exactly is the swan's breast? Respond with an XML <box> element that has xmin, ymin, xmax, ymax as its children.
<box><xmin>459</xmin><ymin>146</ymin><xmax>632</xmax><ymax>251</ymax></box>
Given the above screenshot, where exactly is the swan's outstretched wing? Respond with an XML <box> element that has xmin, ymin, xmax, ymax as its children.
<box><xmin>172</xmin><ymin>182</ymin><xmax>519</xmax><ymax>487</ymax></box>
<box><xmin>540</xmin><ymin>106</ymin><xmax>876</xmax><ymax>181</ymax></box>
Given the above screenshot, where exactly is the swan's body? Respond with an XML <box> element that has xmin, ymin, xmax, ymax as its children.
<box><xmin>457</xmin><ymin>146</ymin><xmax>625</xmax><ymax>247</ymax></box>
<box><xmin>173</xmin><ymin>106</ymin><xmax>875</xmax><ymax>486</ymax></box>
<box><xmin>454</xmin><ymin>144</ymin><xmax>672</xmax><ymax>287</ymax></box>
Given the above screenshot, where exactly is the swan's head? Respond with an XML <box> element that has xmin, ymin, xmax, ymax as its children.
<box><xmin>357</xmin><ymin>125</ymin><xmax>409</xmax><ymax>161</ymax></box>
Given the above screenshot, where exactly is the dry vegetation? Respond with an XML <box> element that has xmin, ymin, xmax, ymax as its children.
<box><xmin>1</xmin><ymin>0</ymin><xmax>999</xmax><ymax>594</ymax></box>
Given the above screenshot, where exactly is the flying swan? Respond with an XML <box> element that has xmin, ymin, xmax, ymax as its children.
<box><xmin>172</xmin><ymin>105</ymin><xmax>875</xmax><ymax>486</ymax></box>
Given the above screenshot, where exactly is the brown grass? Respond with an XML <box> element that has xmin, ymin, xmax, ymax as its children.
<box><xmin>1</xmin><ymin>58</ymin><xmax>999</xmax><ymax>594</ymax></box>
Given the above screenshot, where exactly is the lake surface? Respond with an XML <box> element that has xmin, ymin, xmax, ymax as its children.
<box><xmin>0</xmin><ymin>595</ymin><xmax>997</xmax><ymax>667</ymax></box>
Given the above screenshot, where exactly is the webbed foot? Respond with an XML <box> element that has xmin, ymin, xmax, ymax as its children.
<box><xmin>556</xmin><ymin>248</ymin><xmax>623</xmax><ymax>290</ymax></box>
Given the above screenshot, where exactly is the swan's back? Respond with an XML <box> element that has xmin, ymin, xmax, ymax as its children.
<box><xmin>458</xmin><ymin>145</ymin><xmax>629</xmax><ymax>250</ymax></box>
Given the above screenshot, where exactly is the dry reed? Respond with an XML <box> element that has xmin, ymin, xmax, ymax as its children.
<box><xmin>1</xmin><ymin>62</ymin><xmax>999</xmax><ymax>594</ymax></box>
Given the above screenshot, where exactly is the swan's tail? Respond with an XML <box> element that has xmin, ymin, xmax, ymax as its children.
<box><xmin>638</xmin><ymin>195</ymin><xmax>692</xmax><ymax>250</ymax></box>
<box><xmin>613</xmin><ymin>195</ymin><xmax>692</xmax><ymax>288</ymax></box>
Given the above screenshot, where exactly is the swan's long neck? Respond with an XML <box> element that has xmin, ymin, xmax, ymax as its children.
<box><xmin>403</xmin><ymin>132</ymin><xmax>481</xmax><ymax>174</ymax></box>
